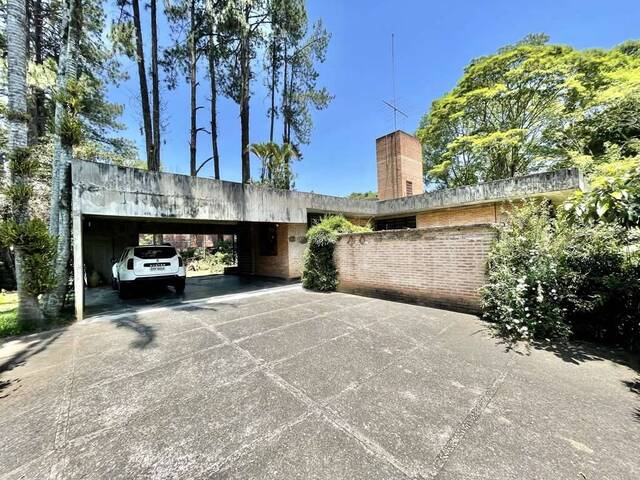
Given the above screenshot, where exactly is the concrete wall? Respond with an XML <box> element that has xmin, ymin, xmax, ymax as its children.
<box><xmin>377</xmin><ymin>168</ymin><xmax>583</xmax><ymax>216</ymax></box>
<box><xmin>334</xmin><ymin>225</ymin><xmax>496</xmax><ymax>312</ymax></box>
<box><xmin>72</xmin><ymin>161</ymin><xmax>582</xmax><ymax>224</ymax></box>
<box><xmin>72</xmin><ymin>161</ymin><xmax>376</xmax><ymax>223</ymax></box>
<box><xmin>287</xmin><ymin>224</ymin><xmax>308</xmax><ymax>278</ymax></box>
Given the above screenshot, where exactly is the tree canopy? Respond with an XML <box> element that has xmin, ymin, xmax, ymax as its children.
<box><xmin>417</xmin><ymin>34</ymin><xmax>640</xmax><ymax>189</ymax></box>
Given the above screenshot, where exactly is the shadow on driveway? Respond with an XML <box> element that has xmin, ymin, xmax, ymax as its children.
<box><xmin>84</xmin><ymin>274</ymin><xmax>295</xmax><ymax>319</ymax></box>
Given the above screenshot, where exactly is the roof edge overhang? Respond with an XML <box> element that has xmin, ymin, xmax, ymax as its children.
<box><xmin>71</xmin><ymin>160</ymin><xmax>584</xmax><ymax>222</ymax></box>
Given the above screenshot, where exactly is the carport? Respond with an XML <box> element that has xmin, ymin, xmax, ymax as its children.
<box><xmin>71</xmin><ymin>160</ymin><xmax>377</xmax><ymax>320</ymax></box>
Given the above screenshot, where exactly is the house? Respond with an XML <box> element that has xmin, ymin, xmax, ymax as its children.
<box><xmin>71</xmin><ymin>130</ymin><xmax>583</xmax><ymax>319</ymax></box>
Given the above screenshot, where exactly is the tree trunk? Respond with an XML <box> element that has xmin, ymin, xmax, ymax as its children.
<box><xmin>32</xmin><ymin>0</ymin><xmax>46</xmax><ymax>140</ymax></box>
<box><xmin>206</xmin><ymin>0</ymin><xmax>220</xmax><ymax>180</ymax></box>
<box><xmin>7</xmin><ymin>0</ymin><xmax>45</xmax><ymax>325</ymax></box>
<box><xmin>189</xmin><ymin>0</ymin><xmax>197</xmax><ymax>176</ymax></box>
<box><xmin>269</xmin><ymin>38</ymin><xmax>278</xmax><ymax>143</ymax></box>
<box><xmin>43</xmin><ymin>0</ymin><xmax>81</xmax><ymax>319</ymax></box>
<box><xmin>208</xmin><ymin>33</ymin><xmax>220</xmax><ymax>179</ymax></box>
<box><xmin>240</xmin><ymin>6</ymin><xmax>251</xmax><ymax>184</ymax></box>
<box><xmin>150</xmin><ymin>0</ymin><xmax>161</xmax><ymax>171</ymax></box>
<box><xmin>47</xmin><ymin>0</ymin><xmax>72</xmax><ymax>239</ymax></box>
<box><xmin>281</xmin><ymin>45</ymin><xmax>288</xmax><ymax>144</ymax></box>
<box><xmin>132</xmin><ymin>0</ymin><xmax>153</xmax><ymax>169</ymax></box>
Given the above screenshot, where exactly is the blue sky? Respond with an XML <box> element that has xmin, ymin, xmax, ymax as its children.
<box><xmin>107</xmin><ymin>0</ymin><xmax>640</xmax><ymax>196</ymax></box>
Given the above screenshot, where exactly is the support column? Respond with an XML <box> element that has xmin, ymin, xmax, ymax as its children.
<box><xmin>72</xmin><ymin>186</ymin><xmax>84</xmax><ymax>321</ymax></box>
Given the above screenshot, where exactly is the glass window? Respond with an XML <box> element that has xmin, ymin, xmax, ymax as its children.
<box><xmin>133</xmin><ymin>246</ymin><xmax>177</xmax><ymax>259</ymax></box>
<box><xmin>374</xmin><ymin>216</ymin><xmax>417</xmax><ymax>231</ymax></box>
<box><xmin>259</xmin><ymin>224</ymin><xmax>278</xmax><ymax>256</ymax></box>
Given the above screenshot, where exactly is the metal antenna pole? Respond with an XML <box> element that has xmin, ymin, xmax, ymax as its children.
<box><xmin>391</xmin><ymin>33</ymin><xmax>397</xmax><ymax>130</ymax></box>
<box><xmin>383</xmin><ymin>34</ymin><xmax>407</xmax><ymax>130</ymax></box>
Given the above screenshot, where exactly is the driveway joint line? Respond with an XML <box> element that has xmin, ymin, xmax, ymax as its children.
<box><xmin>429</xmin><ymin>355</ymin><xmax>518</xmax><ymax>479</ymax></box>
<box><xmin>214</xmin><ymin>305</ymin><xmax>423</xmax><ymax>480</ymax></box>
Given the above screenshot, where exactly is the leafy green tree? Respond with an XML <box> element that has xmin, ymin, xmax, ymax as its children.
<box><xmin>347</xmin><ymin>191</ymin><xmax>378</xmax><ymax>201</ymax></box>
<box><xmin>565</xmin><ymin>156</ymin><xmax>640</xmax><ymax>228</ymax></box>
<box><xmin>265</xmin><ymin>0</ymin><xmax>305</xmax><ymax>142</ymax></box>
<box><xmin>4</xmin><ymin>0</ymin><xmax>55</xmax><ymax>324</ymax></box>
<box><xmin>418</xmin><ymin>35</ymin><xmax>640</xmax><ymax>189</ymax></box>
<box><xmin>163</xmin><ymin>0</ymin><xmax>209</xmax><ymax>176</ymax></box>
<box><xmin>281</xmin><ymin>18</ymin><xmax>332</xmax><ymax>149</ymax></box>
<box><xmin>218</xmin><ymin>0</ymin><xmax>271</xmax><ymax>183</ymax></box>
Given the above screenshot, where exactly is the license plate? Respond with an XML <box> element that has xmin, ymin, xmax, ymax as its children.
<box><xmin>150</xmin><ymin>266</ymin><xmax>166</xmax><ymax>271</ymax></box>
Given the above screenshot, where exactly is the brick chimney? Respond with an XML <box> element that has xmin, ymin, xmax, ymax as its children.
<box><xmin>376</xmin><ymin>130</ymin><xmax>424</xmax><ymax>200</ymax></box>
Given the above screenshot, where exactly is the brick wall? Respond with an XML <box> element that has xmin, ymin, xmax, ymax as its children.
<box><xmin>376</xmin><ymin>131</ymin><xmax>424</xmax><ymax>200</ymax></box>
<box><xmin>252</xmin><ymin>223</ymin><xmax>290</xmax><ymax>278</ymax></box>
<box><xmin>334</xmin><ymin>225</ymin><xmax>496</xmax><ymax>312</ymax></box>
<box><xmin>237</xmin><ymin>223</ymin><xmax>307</xmax><ymax>279</ymax></box>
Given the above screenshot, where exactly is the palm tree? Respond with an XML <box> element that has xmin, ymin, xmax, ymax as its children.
<box><xmin>249</xmin><ymin>142</ymin><xmax>299</xmax><ymax>189</ymax></box>
<box><xmin>250</xmin><ymin>143</ymin><xmax>275</xmax><ymax>183</ymax></box>
<box><xmin>273</xmin><ymin>142</ymin><xmax>299</xmax><ymax>189</ymax></box>
<box><xmin>6</xmin><ymin>0</ymin><xmax>45</xmax><ymax>323</ymax></box>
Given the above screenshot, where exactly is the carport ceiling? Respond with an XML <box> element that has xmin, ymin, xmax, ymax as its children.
<box><xmin>84</xmin><ymin>216</ymin><xmax>241</xmax><ymax>235</ymax></box>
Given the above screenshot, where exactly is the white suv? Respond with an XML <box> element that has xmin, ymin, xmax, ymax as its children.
<box><xmin>112</xmin><ymin>245</ymin><xmax>186</xmax><ymax>298</ymax></box>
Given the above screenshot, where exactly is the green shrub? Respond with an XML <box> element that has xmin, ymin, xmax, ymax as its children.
<box><xmin>183</xmin><ymin>247</ymin><xmax>234</xmax><ymax>274</ymax></box>
<box><xmin>0</xmin><ymin>219</ymin><xmax>56</xmax><ymax>295</ymax></box>
<box><xmin>481</xmin><ymin>202</ymin><xmax>572</xmax><ymax>340</ymax></box>
<box><xmin>482</xmin><ymin>200</ymin><xmax>640</xmax><ymax>350</ymax></box>
<box><xmin>302</xmin><ymin>215</ymin><xmax>370</xmax><ymax>291</ymax></box>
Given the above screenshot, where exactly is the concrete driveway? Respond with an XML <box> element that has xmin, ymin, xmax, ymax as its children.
<box><xmin>1</xmin><ymin>286</ymin><xmax>638</xmax><ymax>479</ymax></box>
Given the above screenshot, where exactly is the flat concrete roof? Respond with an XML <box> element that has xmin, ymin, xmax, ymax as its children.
<box><xmin>72</xmin><ymin>161</ymin><xmax>584</xmax><ymax>224</ymax></box>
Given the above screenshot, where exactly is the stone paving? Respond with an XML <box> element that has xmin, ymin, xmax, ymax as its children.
<box><xmin>1</xmin><ymin>286</ymin><xmax>639</xmax><ymax>479</ymax></box>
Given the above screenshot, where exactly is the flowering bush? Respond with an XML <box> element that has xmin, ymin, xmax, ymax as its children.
<box><xmin>482</xmin><ymin>200</ymin><xmax>640</xmax><ymax>350</ymax></box>
<box><xmin>481</xmin><ymin>202</ymin><xmax>572</xmax><ymax>340</ymax></box>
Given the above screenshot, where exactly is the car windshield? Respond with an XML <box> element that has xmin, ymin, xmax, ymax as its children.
<box><xmin>133</xmin><ymin>247</ymin><xmax>177</xmax><ymax>259</ymax></box>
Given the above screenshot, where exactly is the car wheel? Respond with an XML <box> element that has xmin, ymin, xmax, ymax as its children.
<box><xmin>119</xmin><ymin>282</ymin><xmax>131</xmax><ymax>299</ymax></box>
<box><xmin>174</xmin><ymin>278</ymin><xmax>186</xmax><ymax>294</ymax></box>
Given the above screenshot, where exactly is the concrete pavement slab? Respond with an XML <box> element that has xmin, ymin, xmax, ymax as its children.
<box><xmin>1</xmin><ymin>288</ymin><xmax>638</xmax><ymax>480</ymax></box>
<box><xmin>66</xmin><ymin>344</ymin><xmax>255</xmax><ymax>439</ymax></box>
<box><xmin>207</xmin><ymin>414</ymin><xmax>409</xmax><ymax>480</ymax></box>
<box><xmin>237</xmin><ymin>316</ymin><xmax>355</xmax><ymax>363</ymax></box>
<box><xmin>273</xmin><ymin>328</ymin><xmax>414</xmax><ymax>402</ymax></box>
<box><xmin>72</xmin><ymin>326</ymin><xmax>222</xmax><ymax>388</ymax></box>
<box><xmin>57</xmin><ymin>371</ymin><xmax>307</xmax><ymax>479</ymax></box>
<box><xmin>437</xmin><ymin>364</ymin><xmax>640</xmax><ymax>480</ymax></box>
<box><xmin>216</xmin><ymin>305</ymin><xmax>317</xmax><ymax>341</ymax></box>
<box><xmin>327</xmin><ymin>345</ymin><xmax>498</xmax><ymax>478</ymax></box>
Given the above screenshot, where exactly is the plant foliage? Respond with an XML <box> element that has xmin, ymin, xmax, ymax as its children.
<box><xmin>302</xmin><ymin>216</ymin><xmax>370</xmax><ymax>291</ymax></box>
<box><xmin>0</xmin><ymin>219</ymin><xmax>56</xmax><ymax>295</ymax></box>
<box><xmin>418</xmin><ymin>35</ymin><xmax>640</xmax><ymax>189</ymax></box>
<box><xmin>482</xmin><ymin>201</ymin><xmax>640</xmax><ymax>350</ymax></box>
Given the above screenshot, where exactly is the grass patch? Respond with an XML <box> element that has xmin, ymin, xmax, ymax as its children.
<box><xmin>0</xmin><ymin>308</ymin><xmax>28</xmax><ymax>337</ymax></box>
<box><xmin>0</xmin><ymin>291</ymin><xmax>18</xmax><ymax>309</ymax></box>
<box><xmin>0</xmin><ymin>291</ymin><xmax>73</xmax><ymax>339</ymax></box>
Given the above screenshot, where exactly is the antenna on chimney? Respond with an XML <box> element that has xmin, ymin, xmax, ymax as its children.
<box><xmin>383</xmin><ymin>33</ymin><xmax>407</xmax><ymax>130</ymax></box>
